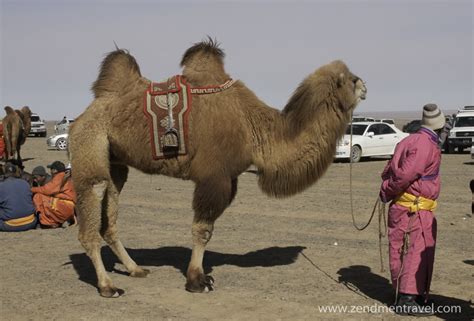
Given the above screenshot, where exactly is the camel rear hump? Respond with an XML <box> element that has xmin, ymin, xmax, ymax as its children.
<box><xmin>4</xmin><ymin>106</ymin><xmax>15</xmax><ymax>115</ymax></box>
<box><xmin>91</xmin><ymin>49</ymin><xmax>142</xmax><ymax>98</ymax></box>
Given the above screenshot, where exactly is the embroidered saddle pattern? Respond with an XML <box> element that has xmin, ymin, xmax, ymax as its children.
<box><xmin>143</xmin><ymin>75</ymin><xmax>191</xmax><ymax>160</ymax></box>
<box><xmin>144</xmin><ymin>75</ymin><xmax>236</xmax><ymax>160</ymax></box>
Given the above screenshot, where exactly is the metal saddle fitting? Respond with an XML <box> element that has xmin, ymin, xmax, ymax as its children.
<box><xmin>163</xmin><ymin>128</ymin><xmax>180</xmax><ymax>149</ymax></box>
<box><xmin>162</xmin><ymin>81</ymin><xmax>180</xmax><ymax>150</ymax></box>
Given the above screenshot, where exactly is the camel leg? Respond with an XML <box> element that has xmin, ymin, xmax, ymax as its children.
<box><xmin>16</xmin><ymin>147</ymin><xmax>22</xmax><ymax>167</ymax></box>
<box><xmin>74</xmin><ymin>131</ymin><xmax>127</xmax><ymax>297</ymax></box>
<box><xmin>3</xmin><ymin>126</ymin><xmax>11</xmax><ymax>161</ymax></box>
<box><xmin>186</xmin><ymin>176</ymin><xmax>235</xmax><ymax>292</ymax></box>
<box><xmin>10</xmin><ymin>129</ymin><xmax>18</xmax><ymax>162</ymax></box>
<box><xmin>229</xmin><ymin>177</ymin><xmax>238</xmax><ymax>205</ymax></box>
<box><xmin>77</xmin><ymin>182</ymin><xmax>122</xmax><ymax>298</ymax></box>
<box><xmin>100</xmin><ymin>164</ymin><xmax>150</xmax><ymax>278</ymax></box>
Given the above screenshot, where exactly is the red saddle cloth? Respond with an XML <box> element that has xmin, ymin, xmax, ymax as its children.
<box><xmin>143</xmin><ymin>75</ymin><xmax>192</xmax><ymax>160</ymax></box>
<box><xmin>143</xmin><ymin>75</ymin><xmax>236</xmax><ymax>160</ymax></box>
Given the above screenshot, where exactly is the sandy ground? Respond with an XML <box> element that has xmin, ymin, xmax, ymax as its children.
<box><xmin>1</xmin><ymin>123</ymin><xmax>473</xmax><ymax>321</ymax></box>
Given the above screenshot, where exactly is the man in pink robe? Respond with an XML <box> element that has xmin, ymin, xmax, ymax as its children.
<box><xmin>380</xmin><ymin>104</ymin><xmax>445</xmax><ymax>316</ymax></box>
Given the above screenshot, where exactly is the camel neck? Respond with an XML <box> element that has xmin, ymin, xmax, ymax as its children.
<box><xmin>253</xmin><ymin>104</ymin><xmax>349</xmax><ymax>198</ymax></box>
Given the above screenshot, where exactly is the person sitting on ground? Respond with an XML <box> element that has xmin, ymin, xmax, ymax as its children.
<box><xmin>31</xmin><ymin>165</ymin><xmax>52</xmax><ymax>187</ymax></box>
<box><xmin>31</xmin><ymin>161</ymin><xmax>77</xmax><ymax>228</ymax></box>
<box><xmin>6</xmin><ymin>159</ymin><xmax>33</xmax><ymax>186</ymax></box>
<box><xmin>0</xmin><ymin>163</ymin><xmax>38</xmax><ymax>232</ymax></box>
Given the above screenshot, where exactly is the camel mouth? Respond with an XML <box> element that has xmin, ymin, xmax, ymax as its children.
<box><xmin>357</xmin><ymin>80</ymin><xmax>367</xmax><ymax>101</ymax></box>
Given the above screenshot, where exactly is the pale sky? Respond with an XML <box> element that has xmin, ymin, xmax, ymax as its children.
<box><xmin>1</xmin><ymin>0</ymin><xmax>473</xmax><ymax>120</ymax></box>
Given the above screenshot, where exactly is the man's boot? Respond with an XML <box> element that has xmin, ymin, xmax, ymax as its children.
<box><xmin>395</xmin><ymin>293</ymin><xmax>434</xmax><ymax>316</ymax></box>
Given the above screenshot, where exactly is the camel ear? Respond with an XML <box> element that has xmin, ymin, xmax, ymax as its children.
<box><xmin>337</xmin><ymin>73</ymin><xmax>345</xmax><ymax>87</ymax></box>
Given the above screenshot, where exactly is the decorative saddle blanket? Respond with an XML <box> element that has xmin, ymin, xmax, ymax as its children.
<box><xmin>143</xmin><ymin>75</ymin><xmax>236</xmax><ymax>160</ymax></box>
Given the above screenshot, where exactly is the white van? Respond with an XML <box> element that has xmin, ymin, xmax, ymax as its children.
<box><xmin>29</xmin><ymin>113</ymin><xmax>47</xmax><ymax>137</ymax></box>
<box><xmin>447</xmin><ymin>106</ymin><xmax>474</xmax><ymax>153</ymax></box>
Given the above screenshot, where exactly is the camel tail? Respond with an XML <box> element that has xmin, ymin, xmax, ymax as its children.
<box><xmin>91</xmin><ymin>49</ymin><xmax>142</xmax><ymax>98</ymax></box>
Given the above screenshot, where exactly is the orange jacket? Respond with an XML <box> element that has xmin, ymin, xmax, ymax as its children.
<box><xmin>31</xmin><ymin>171</ymin><xmax>76</xmax><ymax>202</ymax></box>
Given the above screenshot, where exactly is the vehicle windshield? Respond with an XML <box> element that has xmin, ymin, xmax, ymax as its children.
<box><xmin>346</xmin><ymin>124</ymin><xmax>368</xmax><ymax>135</ymax></box>
<box><xmin>454</xmin><ymin>116</ymin><xmax>474</xmax><ymax>127</ymax></box>
<box><xmin>31</xmin><ymin>116</ymin><xmax>40</xmax><ymax>122</ymax></box>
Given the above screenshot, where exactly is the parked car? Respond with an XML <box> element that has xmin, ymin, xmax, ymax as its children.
<box><xmin>402</xmin><ymin>119</ymin><xmax>422</xmax><ymax>133</ymax></box>
<box><xmin>29</xmin><ymin>113</ymin><xmax>47</xmax><ymax>137</ymax></box>
<box><xmin>447</xmin><ymin>106</ymin><xmax>474</xmax><ymax>153</ymax></box>
<box><xmin>352</xmin><ymin>115</ymin><xmax>375</xmax><ymax>122</ymax></box>
<box><xmin>47</xmin><ymin>133</ymin><xmax>68</xmax><ymax>151</ymax></box>
<box><xmin>54</xmin><ymin>117</ymin><xmax>75</xmax><ymax>134</ymax></box>
<box><xmin>471</xmin><ymin>138</ymin><xmax>474</xmax><ymax>160</ymax></box>
<box><xmin>375</xmin><ymin>118</ymin><xmax>395</xmax><ymax>125</ymax></box>
<box><xmin>335</xmin><ymin>122</ymin><xmax>409</xmax><ymax>162</ymax></box>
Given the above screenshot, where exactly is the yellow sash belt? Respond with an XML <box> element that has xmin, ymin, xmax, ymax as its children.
<box><xmin>5</xmin><ymin>213</ymin><xmax>36</xmax><ymax>227</ymax></box>
<box><xmin>395</xmin><ymin>192</ymin><xmax>437</xmax><ymax>213</ymax></box>
<box><xmin>51</xmin><ymin>198</ymin><xmax>75</xmax><ymax>210</ymax></box>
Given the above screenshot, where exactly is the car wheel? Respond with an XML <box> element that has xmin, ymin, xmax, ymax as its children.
<box><xmin>350</xmin><ymin>145</ymin><xmax>362</xmax><ymax>163</ymax></box>
<box><xmin>41</xmin><ymin>132</ymin><xmax>47</xmax><ymax>137</ymax></box>
<box><xmin>56</xmin><ymin>138</ymin><xmax>68</xmax><ymax>151</ymax></box>
<box><xmin>447</xmin><ymin>144</ymin><xmax>455</xmax><ymax>154</ymax></box>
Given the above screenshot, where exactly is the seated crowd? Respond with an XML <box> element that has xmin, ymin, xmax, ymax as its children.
<box><xmin>0</xmin><ymin>161</ymin><xmax>76</xmax><ymax>232</ymax></box>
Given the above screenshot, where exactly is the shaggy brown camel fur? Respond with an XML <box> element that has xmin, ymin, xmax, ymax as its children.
<box><xmin>69</xmin><ymin>39</ymin><xmax>367</xmax><ymax>298</ymax></box>
<box><xmin>2</xmin><ymin>106</ymin><xmax>31</xmax><ymax>164</ymax></box>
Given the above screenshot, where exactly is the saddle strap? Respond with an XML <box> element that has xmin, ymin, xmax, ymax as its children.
<box><xmin>190</xmin><ymin>79</ymin><xmax>236</xmax><ymax>94</ymax></box>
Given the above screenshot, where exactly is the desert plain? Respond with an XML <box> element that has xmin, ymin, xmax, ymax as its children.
<box><xmin>1</xmin><ymin>120</ymin><xmax>473</xmax><ymax>321</ymax></box>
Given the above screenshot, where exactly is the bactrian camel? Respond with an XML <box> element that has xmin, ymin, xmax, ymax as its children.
<box><xmin>2</xmin><ymin>106</ymin><xmax>32</xmax><ymax>165</ymax></box>
<box><xmin>69</xmin><ymin>39</ymin><xmax>367</xmax><ymax>297</ymax></box>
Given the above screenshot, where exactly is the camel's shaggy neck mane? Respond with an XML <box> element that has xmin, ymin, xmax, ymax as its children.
<box><xmin>253</xmin><ymin>67</ymin><xmax>352</xmax><ymax>198</ymax></box>
<box><xmin>180</xmin><ymin>38</ymin><xmax>229</xmax><ymax>86</ymax></box>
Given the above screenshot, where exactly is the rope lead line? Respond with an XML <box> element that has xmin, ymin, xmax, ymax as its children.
<box><xmin>348</xmin><ymin>111</ymin><xmax>387</xmax><ymax>272</ymax></box>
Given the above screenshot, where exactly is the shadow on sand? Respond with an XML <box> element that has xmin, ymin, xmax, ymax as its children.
<box><xmin>337</xmin><ymin>265</ymin><xmax>473</xmax><ymax>320</ymax></box>
<box><xmin>68</xmin><ymin>245</ymin><xmax>305</xmax><ymax>289</ymax></box>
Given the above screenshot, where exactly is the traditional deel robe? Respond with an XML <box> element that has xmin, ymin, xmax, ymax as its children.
<box><xmin>0</xmin><ymin>177</ymin><xmax>37</xmax><ymax>231</ymax></box>
<box><xmin>379</xmin><ymin>127</ymin><xmax>441</xmax><ymax>298</ymax></box>
<box><xmin>31</xmin><ymin>171</ymin><xmax>76</xmax><ymax>227</ymax></box>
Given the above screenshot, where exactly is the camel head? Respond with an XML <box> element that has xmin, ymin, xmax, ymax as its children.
<box><xmin>20</xmin><ymin>106</ymin><xmax>32</xmax><ymax>118</ymax></box>
<box><xmin>283</xmin><ymin>60</ymin><xmax>367</xmax><ymax>133</ymax></box>
<box><xmin>330</xmin><ymin>60</ymin><xmax>367</xmax><ymax>112</ymax></box>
